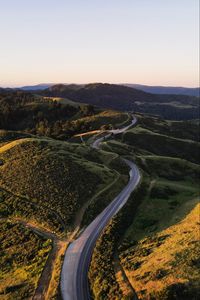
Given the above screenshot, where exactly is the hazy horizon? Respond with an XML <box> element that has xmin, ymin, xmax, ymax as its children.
<box><xmin>1</xmin><ymin>82</ymin><xmax>200</xmax><ymax>89</ymax></box>
<box><xmin>0</xmin><ymin>0</ymin><xmax>199</xmax><ymax>87</ymax></box>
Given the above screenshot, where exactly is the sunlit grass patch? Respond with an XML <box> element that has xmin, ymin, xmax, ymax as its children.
<box><xmin>120</xmin><ymin>204</ymin><xmax>200</xmax><ymax>300</ymax></box>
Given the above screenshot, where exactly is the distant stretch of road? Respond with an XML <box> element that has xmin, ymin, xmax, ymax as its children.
<box><xmin>61</xmin><ymin>115</ymin><xmax>140</xmax><ymax>300</ymax></box>
<box><xmin>92</xmin><ymin>114</ymin><xmax>137</xmax><ymax>149</ymax></box>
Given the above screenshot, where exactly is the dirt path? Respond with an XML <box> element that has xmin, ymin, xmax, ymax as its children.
<box><xmin>2</xmin><ymin>216</ymin><xmax>66</xmax><ymax>300</ymax></box>
<box><xmin>33</xmin><ymin>240</ymin><xmax>59</xmax><ymax>300</ymax></box>
<box><xmin>158</xmin><ymin>179</ymin><xmax>198</xmax><ymax>191</ymax></box>
<box><xmin>114</xmin><ymin>254</ymin><xmax>138</xmax><ymax>300</ymax></box>
<box><xmin>147</xmin><ymin>179</ymin><xmax>156</xmax><ymax>196</ymax></box>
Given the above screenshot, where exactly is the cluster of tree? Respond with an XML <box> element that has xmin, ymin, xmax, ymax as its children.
<box><xmin>0</xmin><ymin>90</ymin><xmax>76</xmax><ymax>127</ymax></box>
<box><xmin>0</xmin><ymin>90</ymin><xmax>96</xmax><ymax>139</ymax></box>
<box><xmin>35</xmin><ymin>116</ymin><xmax>94</xmax><ymax>138</ymax></box>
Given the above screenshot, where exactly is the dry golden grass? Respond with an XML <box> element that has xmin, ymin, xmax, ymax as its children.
<box><xmin>114</xmin><ymin>259</ymin><xmax>134</xmax><ymax>299</ymax></box>
<box><xmin>121</xmin><ymin>204</ymin><xmax>200</xmax><ymax>299</ymax></box>
<box><xmin>0</xmin><ymin>138</ymin><xmax>30</xmax><ymax>154</ymax></box>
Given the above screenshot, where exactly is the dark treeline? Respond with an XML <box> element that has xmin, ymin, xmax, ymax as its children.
<box><xmin>0</xmin><ymin>90</ymin><xmax>95</xmax><ymax>139</ymax></box>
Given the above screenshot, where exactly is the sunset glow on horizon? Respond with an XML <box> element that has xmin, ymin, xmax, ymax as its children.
<box><xmin>0</xmin><ymin>0</ymin><xmax>199</xmax><ymax>87</ymax></box>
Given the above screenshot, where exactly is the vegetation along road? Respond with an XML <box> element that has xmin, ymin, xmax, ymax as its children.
<box><xmin>61</xmin><ymin>115</ymin><xmax>140</xmax><ymax>300</ymax></box>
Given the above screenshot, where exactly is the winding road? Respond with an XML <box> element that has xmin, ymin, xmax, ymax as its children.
<box><xmin>61</xmin><ymin>115</ymin><xmax>140</xmax><ymax>300</ymax></box>
<box><xmin>92</xmin><ymin>115</ymin><xmax>137</xmax><ymax>149</ymax></box>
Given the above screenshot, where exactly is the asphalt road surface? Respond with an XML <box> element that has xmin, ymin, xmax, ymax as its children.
<box><xmin>61</xmin><ymin>115</ymin><xmax>140</xmax><ymax>300</ymax></box>
<box><xmin>92</xmin><ymin>114</ymin><xmax>137</xmax><ymax>149</ymax></box>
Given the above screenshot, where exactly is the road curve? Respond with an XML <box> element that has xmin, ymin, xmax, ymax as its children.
<box><xmin>61</xmin><ymin>115</ymin><xmax>140</xmax><ymax>300</ymax></box>
<box><xmin>92</xmin><ymin>114</ymin><xmax>137</xmax><ymax>149</ymax></box>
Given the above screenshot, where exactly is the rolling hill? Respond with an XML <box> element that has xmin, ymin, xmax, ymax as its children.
<box><xmin>41</xmin><ymin>83</ymin><xmax>200</xmax><ymax>120</ymax></box>
<box><xmin>0</xmin><ymin>86</ymin><xmax>199</xmax><ymax>299</ymax></box>
<box><xmin>18</xmin><ymin>83</ymin><xmax>200</xmax><ymax>97</ymax></box>
<box><xmin>0</xmin><ymin>90</ymin><xmax>132</xmax><ymax>298</ymax></box>
<box><xmin>120</xmin><ymin>204</ymin><xmax>200</xmax><ymax>300</ymax></box>
<box><xmin>0</xmin><ymin>135</ymin><xmax>123</xmax><ymax>234</ymax></box>
<box><xmin>0</xmin><ymin>121</ymin><xmax>129</xmax><ymax>298</ymax></box>
<box><xmin>0</xmin><ymin>89</ymin><xmax>130</xmax><ymax>140</ymax></box>
<box><xmin>88</xmin><ymin>113</ymin><xmax>200</xmax><ymax>300</ymax></box>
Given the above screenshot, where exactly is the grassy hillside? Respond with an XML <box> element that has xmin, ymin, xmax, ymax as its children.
<box><xmin>0</xmin><ymin>125</ymin><xmax>131</xmax><ymax>299</ymax></box>
<box><xmin>118</xmin><ymin>149</ymin><xmax>200</xmax><ymax>300</ymax></box>
<box><xmin>0</xmin><ymin>219</ymin><xmax>52</xmax><ymax>300</ymax></box>
<box><xmin>122</xmin><ymin>126</ymin><xmax>199</xmax><ymax>164</ymax></box>
<box><xmin>120</xmin><ymin>204</ymin><xmax>200</xmax><ymax>300</ymax></box>
<box><xmin>122</xmin><ymin>158</ymin><xmax>199</xmax><ymax>241</ymax></box>
<box><xmin>0</xmin><ymin>137</ymin><xmax>120</xmax><ymax>234</ymax></box>
<box><xmin>136</xmin><ymin>114</ymin><xmax>199</xmax><ymax>142</ymax></box>
<box><xmin>89</xmin><ymin>156</ymin><xmax>200</xmax><ymax>300</ymax></box>
<box><xmin>89</xmin><ymin>114</ymin><xmax>200</xmax><ymax>300</ymax></box>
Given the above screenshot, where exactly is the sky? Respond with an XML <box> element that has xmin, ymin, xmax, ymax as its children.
<box><xmin>0</xmin><ymin>0</ymin><xmax>199</xmax><ymax>87</ymax></box>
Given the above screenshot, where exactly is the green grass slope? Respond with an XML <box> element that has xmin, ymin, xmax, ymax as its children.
<box><xmin>122</xmin><ymin>126</ymin><xmax>199</xmax><ymax>164</ymax></box>
<box><xmin>123</xmin><ymin>156</ymin><xmax>199</xmax><ymax>242</ymax></box>
<box><xmin>0</xmin><ymin>136</ymin><xmax>118</xmax><ymax>235</ymax></box>
<box><xmin>0</xmin><ymin>220</ymin><xmax>51</xmax><ymax>300</ymax></box>
<box><xmin>136</xmin><ymin>114</ymin><xmax>199</xmax><ymax>142</ymax></box>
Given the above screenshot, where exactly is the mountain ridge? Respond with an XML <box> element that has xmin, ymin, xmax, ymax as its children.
<box><xmin>123</xmin><ymin>83</ymin><xmax>199</xmax><ymax>97</ymax></box>
<box><xmin>2</xmin><ymin>82</ymin><xmax>198</xmax><ymax>97</ymax></box>
<box><xmin>40</xmin><ymin>83</ymin><xmax>199</xmax><ymax>120</ymax></box>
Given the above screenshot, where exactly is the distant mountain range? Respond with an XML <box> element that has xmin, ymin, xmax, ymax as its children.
<box><xmin>123</xmin><ymin>84</ymin><xmax>199</xmax><ymax>97</ymax></box>
<box><xmin>18</xmin><ymin>83</ymin><xmax>199</xmax><ymax>97</ymax></box>
<box><xmin>1</xmin><ymin>83</ymin><xmax>199</xmax><ymax>120</ymax></box>
<box><xmin>20</xmin><ymin>83</ymin><xmax>55</xmax><ymax>91</ymax></box>
<box><xmin>39</xmin><ymin>83</ymin><xmax>199</xmax><ymax>120</ymax></box>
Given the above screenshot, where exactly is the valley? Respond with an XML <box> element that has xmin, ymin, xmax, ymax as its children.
<box><xmin>0</xmin><ymin>87</ymin><xmax>199</xmax><ymax>300</ymax></box>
